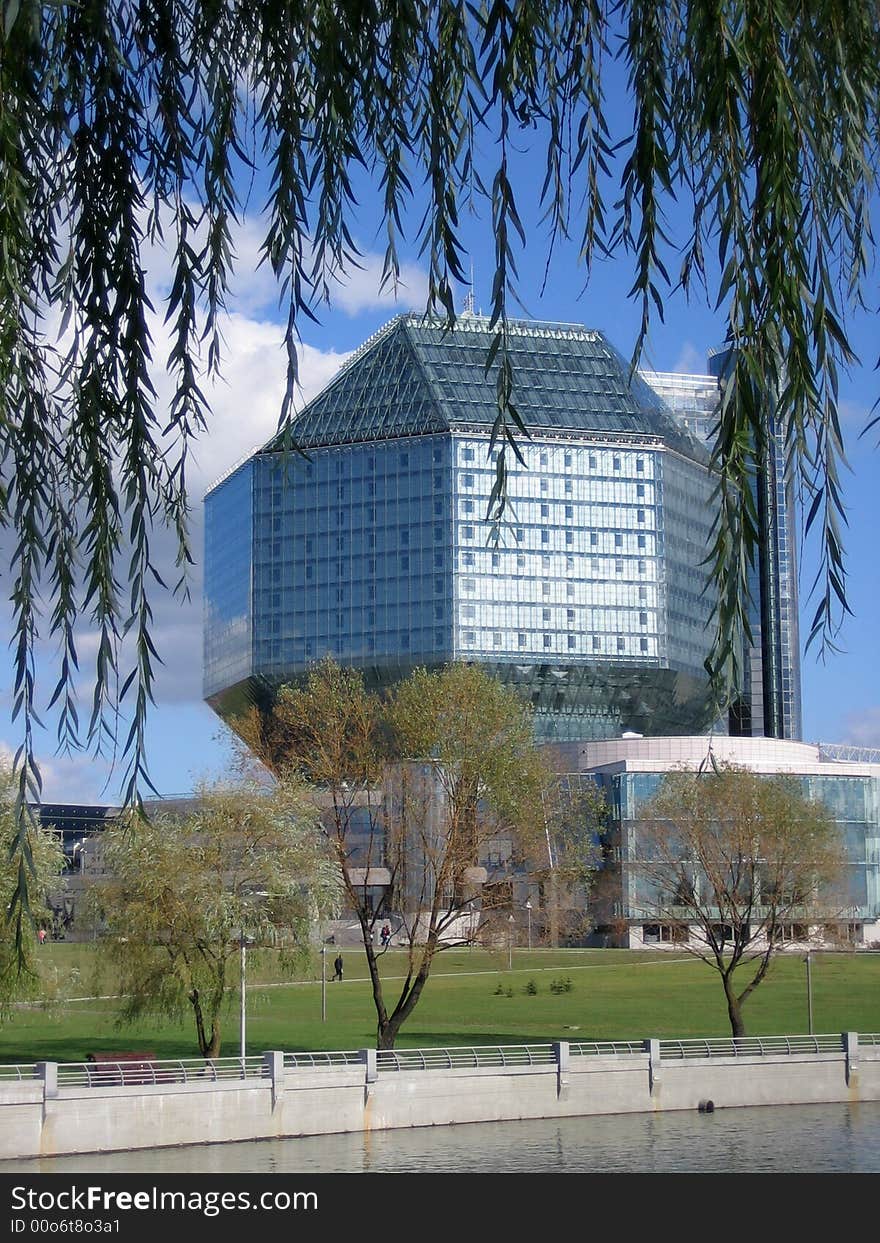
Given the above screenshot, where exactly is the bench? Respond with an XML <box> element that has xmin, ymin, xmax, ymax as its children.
<box><xmin>84</xmin><ymin>1051</ymin><xmax>161</xmax><ymax>1086</ymax></box>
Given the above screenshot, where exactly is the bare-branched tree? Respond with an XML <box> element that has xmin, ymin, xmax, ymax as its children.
<box><xmin>236</xmin><ymin>658</ymin><xmax>591</xmax><ymax>1048</ymax></box>
<box><xmin>631</xmin><ymin>762</ymin><xmax>844</xmax><ymax>1036</ymax></box>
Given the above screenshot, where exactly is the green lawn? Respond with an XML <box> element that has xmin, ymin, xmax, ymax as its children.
<box><xmin>2</xmin><ymin>944</ymin><xmax>878</xmax><ymax>1064</ymax></box>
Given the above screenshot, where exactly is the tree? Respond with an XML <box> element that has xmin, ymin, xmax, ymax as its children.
<box><xmin>3</xmin><ymin>2</ymin><xmax>877</xmax><ymax>947</ymax></box>
<box><xmin>631</xmin><ymin>762</ymin><xmax>844</xmax><ymax>1036</ymax></box>
<box><xmin>533</xmin><ymin>774</ymin><xmax>607</xmax><ymax>948</ymax></box>
<box><xmin>0</xmin><ymin>762</ymin><xmax>64</xmax><ymax>1008</ymax></box>
<box><xmin>87</xmin><ymin>781</ymin><xmax>339</xmax><ymax>1058</ymax></box>
<box><xmin>237</xmin><ymin>658</ymin><xmax>589</xmax><ymax>1048</ymax></box>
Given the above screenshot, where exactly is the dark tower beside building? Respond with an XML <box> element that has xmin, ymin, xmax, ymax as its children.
<box><xmin>642</xmin><ymin>350</ymin><xmax>802</xmax><ymax>740</ymax></box>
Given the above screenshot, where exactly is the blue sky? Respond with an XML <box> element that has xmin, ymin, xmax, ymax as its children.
<box><xmin>2</xmin><ymin>98</ymin><xmax>879</xmax><ymax>804</ymax></box>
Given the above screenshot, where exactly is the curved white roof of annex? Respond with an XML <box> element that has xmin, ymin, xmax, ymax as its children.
<box><xmin>579</xmin><ymin>734</ymin><xmax>880</xmax><ymax>778</ymax></box>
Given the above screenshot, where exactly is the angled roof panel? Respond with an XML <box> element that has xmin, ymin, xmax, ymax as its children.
<box><xmin>262</xmin><ymin>314</ymin><xmax>706</xmax><ymax>460</ymax></box>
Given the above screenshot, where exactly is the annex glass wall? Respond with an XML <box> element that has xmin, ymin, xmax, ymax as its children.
<box><xmin>598</xmin><ymin>770</ymin><xmax>880</xmax><ymax>928</ymax></box>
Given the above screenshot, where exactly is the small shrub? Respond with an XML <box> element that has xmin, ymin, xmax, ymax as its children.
<box><xmin>524</xmin><ymin>979</ymin><xmax>538</xmax><ymax>995</ymax></box>
<box><xmin>494</xmin><ymin>981</ymin><xmax>505</xmax><ymax>995</ymax></box>
<box><xmin>550</xmin><ymin>976</ymin><xmax>574</xmax><ymax>994</ymax></box>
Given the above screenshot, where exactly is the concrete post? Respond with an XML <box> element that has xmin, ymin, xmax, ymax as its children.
<box><xmin>552</xmin><ymin>1040</ymin><xmax>569</xmax><ymax>1099</ymax></box>
<box><xmin>843</xmin><ymin>1031</ymin><xmax>859</xmax><ymax>1087</ymax></box>
<box><xmin>263</xmin><ymin>1051</ymin><xmax>284</xmax><ymax>1108</ymax></box>
<box><xmin>361</xmin><ymin>1048</ymin><xmax>378</xmax><ymax>1084</ymax></box>
<box><xmin>36</xmin><ymin>1061</ymin><xmax>58</xmax><ymax>1100</ymax></box>
<box><xmin>645</xmin><ymin>1039</ymin><xmax>661</xmax><ymax>1095</ymax></box>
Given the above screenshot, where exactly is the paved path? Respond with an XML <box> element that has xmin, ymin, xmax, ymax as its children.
<box><xmin>56</xmin><ymin>954</ymin><xmax>694</xmax><ymax>1003</ymax></box>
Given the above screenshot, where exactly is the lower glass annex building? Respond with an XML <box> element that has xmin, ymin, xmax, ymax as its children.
<box><xmin>203</xmin><ymin>313</ymin><xmax>790</xmax><ymax>743</ymax></box>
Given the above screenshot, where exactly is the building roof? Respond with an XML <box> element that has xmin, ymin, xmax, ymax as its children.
<box><xmin>577</xmin><ymin>735</ymin><xmax>880</xmax><ymax>777</ymax></box>
<box><xmin>262</xmin><ymin>314</ymin><xmax>706</xmax><ymax>459</ymax></box>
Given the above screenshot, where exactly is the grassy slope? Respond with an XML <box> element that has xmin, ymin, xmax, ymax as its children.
<box><xmin>2</xmin><ymin>945</ymin><xmax>878</xmax><ymax>1063</ymax></box>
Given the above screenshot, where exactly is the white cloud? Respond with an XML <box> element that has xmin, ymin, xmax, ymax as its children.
<box><xmin>0</xmin><ymin>740</ymin><xmax>117</xmax><ymax>805</ymax></box>
<box><xmin>143</xmin><ymin>208</ymin><xmax>428</xmax><ymax>323</ymax></box>
<box><xmin>142</xmin><ymin>211</ymin><xmax>282</xmax><ymax>320</ymax></box>
<box><xmin>131</xmin><ymin>238</ymin><xmax>420</xmax><ymax>712</ymax></box>
<box><xmin>0</xmin><ymin>303</ymin><xmax>355</xmax><ymax>742</ymax></box>
<box><xmin>0</xmin><ymin>208</ymin><xmax>431</xmax><ymax>799</ymax></box>
<box><xmin>326</xmin><ymin>254</ymin><xmax>429</xmax><ymax>316</ymax></box>
<box><xmin>136</xmin><ymin>310</ymin><xmax>354</xmax><ymax>707</ymax></box>
<box><xmin>670</xmin><ymin>342</ymin><xmax>706</xmax><ymax>375</ymax></box>
<box><xmin>841</xmin><ymin>707</ymin><xmax>880</xmax><ymax>749</ymax></box>
<box><xmin>146</xmin><ymin>311</ymin><xmax>351</xmax><ymax>498</ymax></box>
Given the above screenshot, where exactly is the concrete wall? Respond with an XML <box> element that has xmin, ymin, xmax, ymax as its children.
<box><xmin>1</xmin><ymin>1038</ymin><xmax>878</xmax><ymax>1162</ymax></box>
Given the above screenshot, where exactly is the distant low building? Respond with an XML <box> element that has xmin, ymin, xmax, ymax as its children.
<box><xmin>569</xmin><ymin>735</ymin><xmax>880</xmax><ymax>948</ymax></box>
<box><xmin>39</xmin><ymin>795</ymin><xmax>199</xmax><ymax>940</ymax></box>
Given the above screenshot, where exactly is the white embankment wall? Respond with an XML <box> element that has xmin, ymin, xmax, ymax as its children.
<box><xmin>1</xmin><ymin>1034</ymin><xmax>878</xmax><ymax>1161</ymax></box>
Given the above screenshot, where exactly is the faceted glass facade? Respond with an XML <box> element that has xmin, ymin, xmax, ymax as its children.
<box><xmin>204</xmin><ymin>315</ymin><xmax>721</xmax><ymax>740</ymax></box>
<box><xmin>203</xmin><ymin>460</ymin><xmax>254</xmax><ymax>710</ymax></box>
<box><xmin>452</xmin><ymin>439</ymin><xmax>663</xmax><ymax>665</ymax></box>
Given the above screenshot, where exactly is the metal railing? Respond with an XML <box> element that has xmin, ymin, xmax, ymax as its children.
<box><xmin>377</xmin><ymin>1044</ymin><xmax>556</xmax><ymax>1071</ymax></box>
<box><xmin>56</xmin><ymin>1056</ymin><xmax>268</xmax><ymax>1088</ymax></box>
<box><xmin>0</xmin><ymin>1064</ymin><xmax>39</xmax><ymax>1081</ymax></box>
<box><xmin>284</xmin><ymin>1050</ymin><xmax>363</xmax><ymax>1070</ymax></box>
<box><xmin>657</xmin><ymin>1034</ymin><xmax>844</xmax><ymax>1059</ymax></box>
<box><xmin>2</xmin><ymin>1031</ymin><xmax>875</xmax><ymax>1088</ymax></box>
<box><xmin>818</xmin><ymin>742</ymin><xmax>880</xmax><ymax>765</ymax></box>
<box><xmin>570</xmin><ymin>1041</ymin><xmax>646</xmax><ymax>1058</ymax></box>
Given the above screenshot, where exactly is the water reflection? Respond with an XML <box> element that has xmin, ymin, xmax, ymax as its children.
<box><xmin>6</xmin><ymin>1102</ymin><xmax>880</xmax><ymax>1174</ymax></box>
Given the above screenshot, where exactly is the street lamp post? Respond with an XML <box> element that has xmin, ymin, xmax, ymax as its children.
<box><xmin>525</xmin><ymin>899</ymin><xmax>532</xmax><ymax>952</ymax></box>
<box><xmin>508</xmin><ymin>914</ymin><xmax>515</xmax><ymax>970</ymax></box>
<box><xmin>321</xmin><ymin>943</ymin><xmax>327</xmax><ymax>1022</ymax></box>
<box><xmin>541</xmin><ymin>790</ymin><xmax>558</xmax><ymax>949</ymax></box>
<box><xmin>239</xmin><ymin>888</ymin><xmax>271</xmax><ymax>1059</ymax></box>
<box><xmin>239</xmin><ymin>928</ymin><xmax>247</xmax><ymax>1058</ymax></box>
<box><xmin>804</xmin><ymin>951</ymin><xmax>814</xmax><ymax>1035</ymax></box>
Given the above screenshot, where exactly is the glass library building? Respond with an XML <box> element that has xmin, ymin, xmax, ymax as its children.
<box><xmin>205</xmin><ymin>313</ymin><xmax>725</xmax><ymax>741</ymax></box>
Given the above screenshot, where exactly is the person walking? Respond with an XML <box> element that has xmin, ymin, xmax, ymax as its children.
<box><xmin>333</xmin><ymin>953</ymin><xmax>344</xmax><ymax>982</ymax></box>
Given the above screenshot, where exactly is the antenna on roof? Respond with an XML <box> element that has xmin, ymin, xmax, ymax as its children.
<box><xmin>462</xmin><ymin>262</ymin><xmax>475</xmax><ymax>316</ymax></box>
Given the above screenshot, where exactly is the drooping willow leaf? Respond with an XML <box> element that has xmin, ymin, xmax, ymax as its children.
<box><xmin>1</xmin><ymin>0</ymin><xmax>876</xmax><ymax>966</ymax></box>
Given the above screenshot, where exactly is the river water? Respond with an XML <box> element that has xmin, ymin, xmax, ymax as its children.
<box><xmin>6</xmin><ymin>1102</ymin><xmax>880</xmax><ymax>1174</ymax></box>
